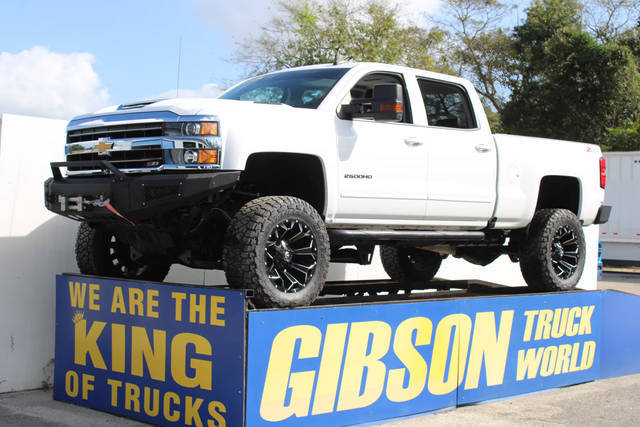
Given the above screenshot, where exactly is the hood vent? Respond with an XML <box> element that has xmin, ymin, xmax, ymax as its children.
<box><xmin>117</xmin><ymin>99</ymin><xmax>166</xmax><ymax>110</ymax></box>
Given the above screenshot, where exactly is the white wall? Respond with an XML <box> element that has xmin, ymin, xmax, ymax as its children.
<box><xmin>0</xmin><ymin>113</ymin><xmax>597</xmax><ymax>393</ymax></box>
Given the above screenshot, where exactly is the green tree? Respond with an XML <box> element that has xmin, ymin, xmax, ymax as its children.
<box><xmin>433</xmin><ymin>0</ymin><xmax>514</xmax><ymax>112</ymax></box>
<box><xmin>233</xmin><ymin>0</ymin><xmax>449</xmax><ymax>76</ymax></box>
<box><xmin>501</xmin><ymin>0</ymin><xmax>640</xmax><ymax>147</ymax></box>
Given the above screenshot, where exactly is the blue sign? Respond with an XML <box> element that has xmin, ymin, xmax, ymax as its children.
<box><xmin>53</xmin><ymin>274</ymin><xmax>245</xmax><ymax>426</ymax></box>
<box><xmin>246</xmin><ymin>292</ymin><xmax>602</xmax><ymax>426</ymax></box>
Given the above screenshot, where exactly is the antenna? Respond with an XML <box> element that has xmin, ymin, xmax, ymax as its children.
<box><xmin>176</xmin><ymin>36</ymin><xmax>182</xmax><ymax>98</ymax></box>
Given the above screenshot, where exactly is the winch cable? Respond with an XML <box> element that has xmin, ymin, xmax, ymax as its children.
<box><xmin>103</xmin><ymin>200</ymin><xmax>137</xmax><ymax>227</ymax></box>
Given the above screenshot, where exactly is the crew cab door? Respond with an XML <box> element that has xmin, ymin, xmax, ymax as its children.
<box><xmin>334</xmin><ymin>72</ymin><xmax>428</xmax><ymax>222</ymax></box>
<box><xmin>415</xmin><ymin>77</ymin><xmax>497</xmax><ymax>226</ymax></box>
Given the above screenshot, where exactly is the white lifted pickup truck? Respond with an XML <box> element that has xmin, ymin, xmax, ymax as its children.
<box><xmin>45</xmin><ymin>62</ymin><xmax>611</xmax><ymax>307</ymax></box>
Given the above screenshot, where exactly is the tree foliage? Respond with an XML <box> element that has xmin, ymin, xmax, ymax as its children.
<box><xmin>434</xmin><ymin>0</ymin><xmax>513</xmax><ymax>111</ymax></box>
<box><xmin>234</xmin><ymin>0</ymin><xmax>449</xmax><ymax>76</ymax></box>
<box><xmin>501</xmin><ymin>0</ymin><xmax>640</xmax><ymax>146</ymax></box>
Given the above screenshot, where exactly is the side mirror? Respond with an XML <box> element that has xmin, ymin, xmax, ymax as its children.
<box><xmin>341</xmin><ymin>83</ymin><xmax>404</xmax><ymax>121</ymax></box>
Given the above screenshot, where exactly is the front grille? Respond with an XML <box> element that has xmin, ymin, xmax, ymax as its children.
<box><xmin>67</xmin><ymin>122</ymin><xmax>164</xmax><ymax>143</ymax></box>
<box><xmin>66</xmin><ymin>149</ymin><xmax>164</xmax><ymax>171</ymax></box>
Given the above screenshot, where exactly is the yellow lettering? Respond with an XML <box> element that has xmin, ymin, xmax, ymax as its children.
<box><xmin>131</xmin><ymin>326</ymin><xmax>166</xmax><ymax>381</ymax></box>
<box><xmin>540</xmin><ymin>346</ymin><xmax>558</xmax><ymax>377</ymax></box>
<box><xmin>190</xmin><ymin>294</ymin><xmax>207</xmax><ymax>324</ymax></box>
<box><xmin>125</xmin><ymin>382</ymin><xmax>141</xmax><ymax>413</ymax></box>
<box><xmin>569</xmin><ymin>342</ymin><xmax>581</xmax><ymax>371</ymax></box>
<box><xmin>171</xmin><ymin>333</ymin><xmax>212</xmax><ymax>390</ymax></box>
<box><xmin>111</xmin><ymin>286</ymin><xmax>126</xmax><ymax>314</ymax></box>
<box><xmin>143</xmin><ymin>387</ymin><xmax>160</xmax><ymax>417</ymax></box>
<box><xmin>522</xmin><ymin>310</ymin><xmax>538</xmax><ymax>341</ymax></box>
<box><xmin>312</xmin><ymin>323</ymin><xmax>348</xmax><ymax>415</ymax></box>
<box><xmin>147</xmin><ymin>289</ymin><xmax>159</xmax><ymax>319</ymax></box>
<box><xmin>210</xmin><ymin>296</ymin><xmax>225</xmax><ymax>326</ymax></box>
<box><xmin>172</xmin><ymin>292</ymin><xmax>187</xmax><ymax>321</ymax></box>
<box><xmin>428</xmin><ymin>314</ymin><xmax>471</xmax><ymax>395</ymax></box>
<box><xmin>81</xmin><ymin>374</ymin><xmax>94</xmax><ymax>400</ymax></box>
<box><xmin>534</xmin><ymin>309</ymin><xmax>553</xmax><ymax>340</ymax></box>
<box><xmin>164</xmin><ymin>392</ymin><xmax>181</xmax><ymax>422</ymax></box>
<box><xmin>185</xmin><ymin>396</ymin><xmax>204</xmax><ymax>426</ymax></box>
<box><xmin>69</xmin><ymin>281</ymin><xmax>86</xmax><ymax>308</ymax></box>
<box><xmin>550</xmin><ymin>308</ymin><xmax>569</xmax><ymax>339</ymax></box>
<box><xmin>260</xmin><ymin>325</ymin><xmax>321</xmax><ymax>422</ymax></box>
<box><xmin>516</xmin><ymin>348</ymin><xmax>543</xmax><ymax>380</ymax></box>
<box><xmin>88</xmin><ymin>284</ymin><xmax>100</xmax><ymax>310</ymax></box>
<box><xmin>386</xmin><ymin>317</ymin><xmax>431</xmax><ymax>402</ymax></box>
<box><xmin>579</xmin><ymin>306</ymin><xmax>594</xmax><ymax>335</ymax></box>
<box><xmin>107</xmin><ymin>379</ymin><xmax>122</xmax><ymax>407</ymax></box>
<box><xmin>207</xmin><ymin>401</ymin><xmax>227</xmax><ymax>427</ymax></box>
<box><xmin>581</xmin><ymin>341</ymin><xmax>596</xmax><ymax>369</ymax></box>
<box><xmin>566</xmin><ymin>307</ymin><xmax>581</xmax><ymax>336</ymax></box>
<box><xmin>74</xmin><ymin>319</ymin><xmax>106</xmax><ymax>369</ymax></box>
<box><xmin>337</xmin><ymin>321</ymin><xmax>391</xmax><ymax>411</ymax></box>
<box><xmin>464</xmin><ymin>310</ymin><xmax>514</xmax><ymax>390</ymax></box>
<box><xmin>112</xmin><ymin>323</ymin><xmax>126</xmax><ymax>373</ymax></box>
<box><xmin>555</xmin><ymin>344</ymin><xmax>572</xmax><ymax>374</ymax></box>
<box><xmin>129</xmin><ymin>288</ymin><xmax>144</xmax><ymax>316</ymax></box>
<box><xmin>65</xmin><ymin>370</ymin><xmax>79</xmax><ymax>397</ymax></box>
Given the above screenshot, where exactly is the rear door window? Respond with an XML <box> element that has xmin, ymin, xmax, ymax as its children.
<box><xmin>417</xmin><ymin>79</ymin><xmax>477</xmax><ymax>129</ymax></box>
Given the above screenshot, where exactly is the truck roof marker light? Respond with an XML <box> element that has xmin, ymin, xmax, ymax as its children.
<box><xmin>198</xmin><ymin>149</ymin><xmax>218</xmax><ymax>164</ymax></box>
<box><xmin>600</xmin><ymin>156</ymin><xmax>606</xmax><ymax>189</ymax></box>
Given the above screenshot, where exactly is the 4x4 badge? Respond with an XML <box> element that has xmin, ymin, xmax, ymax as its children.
<box><xmin>94</xmin><ymin>138</ymin><xmax>113</xmax><ymax>154</ymax></box>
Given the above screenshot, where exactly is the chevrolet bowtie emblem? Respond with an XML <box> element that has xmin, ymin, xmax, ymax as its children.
<box><xmin>95</xmin><ymin>138</ymin><xmax>113</xmax><ymax>154</ymax></box>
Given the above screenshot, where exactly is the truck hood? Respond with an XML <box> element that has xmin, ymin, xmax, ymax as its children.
<box><xmin>68</xmin><ymin>98</ymin><xmax>297</xmax><ymax>129</ymax></box>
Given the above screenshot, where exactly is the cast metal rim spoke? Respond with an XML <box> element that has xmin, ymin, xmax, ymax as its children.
<box><xmin>551</xmin><ymin>226</ymin><xmax>580</xmax><ymax>280</ymax></box>
<box><xmin>264</xmin><ymin>218</ymin><xmax>317</xmax><ymax>293</ymax></box>
<box><xmin>108</xmin><ymin>235</ymin><xmax>147</xmax><ymax>278</ymax></box>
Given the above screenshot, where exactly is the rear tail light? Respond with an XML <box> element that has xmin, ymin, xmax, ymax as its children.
<box><xmin>600</xmin><ymin>156</ymin><xmax>606</xmax><ymax>189</ymax></box>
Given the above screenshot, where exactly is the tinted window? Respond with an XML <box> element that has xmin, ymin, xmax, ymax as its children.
<box><xmin>418</xmin><ymin>79</ymin><xmax>476</xmax><ymax>129</ymax></box>
<box><xmin>220</xmin><ymin>68</ymin><xmax>349</xmax><ymax>109</ymax></box>
<box><xmin>341</xmin><ymin>73</ymin><xmax>412</xmax><ymax>123</ymax></box>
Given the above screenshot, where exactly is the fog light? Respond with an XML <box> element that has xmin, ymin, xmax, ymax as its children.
<box><xmin>184</xmin><ymin>150</ymin><xmax>199</xmax><ymax>163</ymax></box>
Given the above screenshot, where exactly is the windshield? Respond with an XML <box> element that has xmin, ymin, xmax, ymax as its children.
<box><xmin>219</xmin><ymin>67</ymin><xmax>350</xmax><ymax>109</ymax></box>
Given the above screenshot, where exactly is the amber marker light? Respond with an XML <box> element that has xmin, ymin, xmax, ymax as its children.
<box><xmin>200</xmin><ymin>121</ymin><xmax>219</xmax><ymax>136</ymax></box>
<box><xmin>198</xmin><ymin>149</ymin><xmax>219</xmax><ymax>164</ymax></box>
<box><xmin>380</xmin><ymin>103</ymin><xmax>403</xmax><ymax>112</ymax></box>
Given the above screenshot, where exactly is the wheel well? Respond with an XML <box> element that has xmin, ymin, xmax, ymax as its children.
<box><xmin>240</xmin><ymin>152</ymin><xmax>326</xmax><ymax>215</ymax></box>
<box><xmin>535</xmin><ymin>176</ymin><xmax>580</xmax><ymax>215</ymax></box>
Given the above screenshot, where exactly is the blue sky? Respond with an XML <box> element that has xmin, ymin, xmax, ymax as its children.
<box><xmin>0</xmin><ymin>1</ymin><xmax>252</xmax><ymax>115</ymax></box>
<box><xmin>0</xmin><ymin>0</ymin><xmax>442</xmax><ymax>119</ymax></box>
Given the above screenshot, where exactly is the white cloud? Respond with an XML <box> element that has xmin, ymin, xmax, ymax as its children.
<box><xmin>189</xmin><ymin>0</ymin><xmax>442</xmax><ymax>41</ymax></box>
<box><xmin>153</xmin><ymin>83</ymin><xmax>225</xmax><ymax>100</ymax></box>
<box><xmin>0</xmin><ymin>46</ymin><xmax>110</xmax><ymax>120</ymax></box>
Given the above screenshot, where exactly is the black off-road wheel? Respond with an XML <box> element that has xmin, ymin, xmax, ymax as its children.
<box><xmin>222</xmin><ymin>196</ymin><xmax>330</xmax><ymax>308</ymax></box>
<box><xmin>380</xmin><ymin>245</ymin><xmax>443</xmax><ymax>288</ymax></box>
<box><xmin>75</xmin><ymin>222</ymin><xmax>171</xmax><ymax>282</ymax></box>
<box><xmin>519</xmin><ymin>209</ymin><xmax>586</xmax><ymax>291</ymax></box>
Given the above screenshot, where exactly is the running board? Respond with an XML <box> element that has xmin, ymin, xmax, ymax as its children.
<box><xmin>328</xmin><ymin>229</ymin><xmax>486</xmax><ymax>244</ymax></box>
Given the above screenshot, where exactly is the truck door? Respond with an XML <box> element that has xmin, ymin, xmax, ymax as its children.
<box><xmin>416</xmin><ymin>78</ymin><xmax>497</xmax><ymax>226</ymax></box>
<box><xmin>334</xmin><ymin>72</ymin><xmax>428</xmax><ymax>222</ymax></box>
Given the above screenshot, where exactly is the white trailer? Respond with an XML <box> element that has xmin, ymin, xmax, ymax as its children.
<box><xmin>601</xmin><ymin>151</ymin><xmax>640</xmax><ymax>264</ymax></box>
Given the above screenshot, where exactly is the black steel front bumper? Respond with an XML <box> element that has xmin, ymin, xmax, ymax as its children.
<box><xmin>44</xmin><ymin>161</ymin><xmax>240</xmax><ymax>222</ymax></box>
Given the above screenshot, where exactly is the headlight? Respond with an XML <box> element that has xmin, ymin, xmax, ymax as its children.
<box><xmin>163</xmin><ymin>121</ymin><xmax>219</xmax><ymax>137</ymax></box>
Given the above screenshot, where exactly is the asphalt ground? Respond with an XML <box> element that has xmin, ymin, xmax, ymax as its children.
<box><xmin>0</xmin><ymin>272</ymin><xmax>638</xmax><ymax>426</ymax></box>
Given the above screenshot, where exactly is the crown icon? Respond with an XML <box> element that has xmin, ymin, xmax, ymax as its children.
<box><xmin>72</xmin><ymin>310</ymin><xmax>85</xmax><ymax>324</ymax></box>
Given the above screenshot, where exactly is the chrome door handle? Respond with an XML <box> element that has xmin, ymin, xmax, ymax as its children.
<box><xmin>475</xmin><ymin>144</ymin><xmax>491</xmax><ymax>153</ymax></box>
<box><xmin>404</xmin><ymin>138</ymin><xmax>423</xmax><ymax>147</ymax></box>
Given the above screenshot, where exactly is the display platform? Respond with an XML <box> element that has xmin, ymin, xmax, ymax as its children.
<box><xmin>53</xmin><ymin>274</ymin><xmax>640</xmax><ymax>426</ymax></box>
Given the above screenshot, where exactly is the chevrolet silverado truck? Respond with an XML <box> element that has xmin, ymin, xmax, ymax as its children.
<box><xmin>44</xmin><ymin>62</ymin><xmax>611</xmax><ymax>307</ymax></box>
